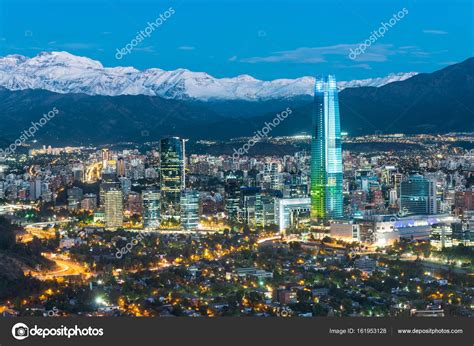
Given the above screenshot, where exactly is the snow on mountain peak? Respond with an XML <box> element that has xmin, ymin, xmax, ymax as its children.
<box><xmin>30</xmin><ymin>51</ymin><xmax>103</xmax><ymax>69</ymax></box>
<box><xmin>337</xmin><ymin>72</ymin><xmax>418</xmax><ymax>89</ymax></box>
<box><xmin>0</xmin><ymin>51</ymin><xmax>418</xmax><ymax>101</ymax></box>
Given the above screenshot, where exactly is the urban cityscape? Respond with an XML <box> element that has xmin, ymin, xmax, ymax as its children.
<box><xmin>0</xmin><ymin>74</ymin><xmax>472</xmax><ymax>319</ymax></box>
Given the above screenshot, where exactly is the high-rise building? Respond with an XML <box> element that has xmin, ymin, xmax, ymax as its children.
<box><xmin>29</xmin><ymin>178</ymin><xmax>43</xmax><ymax>200</ymax></box>
<box><xmin>119</xmin><ymin>177</ymin><xmax>132</xmax><ymax>195</ymax></box>
<box><xmin>452</xmin><ymin>219</ymin><xmax>473</xmax><ymax>246</ymax></box>
<box><xmin>399</xmin><ymin>174</ymin><xmax>437</xmax><ymax>215</ymax></box>
<box><xmin>269</xmin><ymin>162</ymin><xmax>281</xmax><ymax>191</ymax></box>
<box><xmin>142</xmin><ymin>189</ymin><xmax>160</xmax><ymax>228</ymax></box>
<box><xmin>310</xmin><ymin>75</ymin><xmax>343</xmax><ymax>224</ymax></box>
<box><xmin>72</xmin><ymin>167</ymin><xmax>84</xmax><ymax>182</ymax></box>
<box><xmin>224</xmin><ymin>171</ymin><xmax>242</xmax><ymax>223</ymax></box>
<box><xmin>99</xmin><ymin>180</ymin><xmax>120</xmax><ymax>207</ymax></box>
<box><xmin>240</xmin><ymin>187</ymin><xmax>262</xmax><ymax>225</ymax></box>
<box><xmin>116</xmin><ymin>157</ymin><xmax>126</xmax><ymax>177</ymax></box>
<box><xmin>389</xmin><ymin>189</ymin><xmax>398</xmax><ymax>206</ymax></box>
<box><xmin>160</xmin><ymin>137</ymin><xmax>185</xmax><ymax>226</ymax></box>
<box><xmin>283</xmin><ymin>174</ymin><xmax>308</xmax><ymax>199</ymax></box>
<box><xmin>67</xmin><ymin>187</ymin><xmax>83</xmax><ymax>210</ymax></box>
<box><xmin>127</xmin><ymin>191</ymin><xmax>142</xmax><ymax>215</ymax></box>
<box><xmin>180</xmin><ymin>189</ymin><xmax>200</xmax><ymax>230</ymax></box>
<box><xmin>102</xmin><ymin>148</ymin><xmax>110</xmax><ymax>168</ymax></box>
<box><xmin>393</xmin><ymin>173</ymin><xmax>403</xmax><ymax>190</ymax></box>
<box><xmin>105</xmin><ymin>188</ymin><xmax>123</xmax><ymax>230</ymax></box>
<box><xmin>81</xmin><ymin>193</ymin><xmax>97</xmax><ymax>211</ymax></box>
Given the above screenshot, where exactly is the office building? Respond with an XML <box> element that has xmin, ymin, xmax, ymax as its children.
<box><xmin>116</xmin><ymin>157</ymin><xmax>126</xmax><ymax>177</ymax></box>
<box><xmin>81</xmin><ymin>193</ymin><xmax>97</xmax><ymax>211</ymax></box>
<box><xmin>275</xmin><ymin>197</ymin><xmax>311</xmax><ymax>232</ymax></box>
<box><xmin>181</xmin><ymin>189</ymin><xmax>200</xmax><ymax>230</ymax></box>
<box><xmin>399</xmin><ymin>174</ymin><xmax>437</xmax><ymax>215</ymax></box>
<box><xmin>430</xmin><ymin>223</ymin><xmax>453</xmax><ymax>249</ymax></box>
<box><xmin>160</xmin><ymin>137</ymin><xmax>185</xmax><ymax>226</ymax></box>
<box><xmin>224</xmin><ymin>171</ymin><xmax>242</xmax><ymax>223</ymax></box>
<box><xmin>67</xmin><ymin>187</ymin><xmax>83</xmax><ymax>210</ymax></box>
<box><xmin>105</xmin><ymin>188</ymin><xmax>123</xmax><ymax>230</ymax></box>
<box><xmin>127</xmin><ymin>191</ymin><xmax>142</xmax><ymax>215</ymax></box>
<box><xmin>310</xmin><ymin>75</ymin><xmax>343</xmax><ymax>224</ymax></box>
<box><xmin>142</xmin><ymin>189</ymin><xmax>160</xmax><ymax>228</ymax></box>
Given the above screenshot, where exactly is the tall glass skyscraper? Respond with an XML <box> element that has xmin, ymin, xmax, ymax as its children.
<box><xmin>160</xmin><ymin>137</ymin><xmax>185</xmax><ymax>226</ymax></box>
<box><xmin>310</xmin><ymin>75</ymin><xmax>343</xmax><ymax>224</ymax></box>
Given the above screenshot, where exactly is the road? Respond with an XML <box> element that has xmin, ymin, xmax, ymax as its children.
<box><xmin>18</xmin><ymin>219</ymin><xmax>72</xmax><ymax>243</ymax></box>
<box><xmin>29</xmin><ymin>253</ymin><xmax>91</xmax><ymax>280</ymax></box>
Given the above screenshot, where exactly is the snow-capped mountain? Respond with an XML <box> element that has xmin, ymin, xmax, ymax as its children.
<box><xmin>0</xmin><ymin>51</ymin><xmax>417</xmax><ymax>101</ymax></box>
<box><xmin>337</xmin><ymin>72</ymin><xmax>418</xmax><ymax>89</ymax></box>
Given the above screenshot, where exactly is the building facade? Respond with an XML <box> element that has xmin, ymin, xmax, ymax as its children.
<box><xmin>399</xmin><ymin>174</ymin><xmax>437</xmax><ymax>215</ymax></box>
<box><xmin>160</xmin><ymin>137</ymin><xmax>185</xmax><ymax>226</ymax></box>
<box><xmin>181</xmin><ymin>189</ymin><xmax>200</xmax><ymax>230</ymax></box>
<box><xmin>310</xmin><ymin>75</ymin><xmax>343</xmax><ymax>225</ymax></box>
<box><xmin>142</xmin><ymin>189</ymin><xmax>160</xmax><ymax>228</ymax></box>
<box><xmin>104</xmin><ymin>188</ymin><xmax>123</xmax><ymax>230</ymax></box>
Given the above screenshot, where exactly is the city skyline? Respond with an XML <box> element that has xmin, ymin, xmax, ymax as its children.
<box><xmin>0</xmin><ymin>132</ymin><xmax>472</xmax><ymax>321</ymax></box>
<box><xmin>0</xmin><ymin>0</ymin><xmax>472</xmax><ymax>336</ymax></box>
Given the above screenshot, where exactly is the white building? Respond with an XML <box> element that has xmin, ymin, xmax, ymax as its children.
<box><xmin>275</xmin><ymin>198</ymin><xmax>310</xmax><ymax>232</ymax></box>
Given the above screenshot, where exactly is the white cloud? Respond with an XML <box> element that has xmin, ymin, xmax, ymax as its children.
<box><xmin>240</xmin><ymin>44</ymin><xmax>395</xmax><ymax>63</ymax></box>
<box><xmin>422</xmin><ymin>29</ymin><xmax>448</xmax><ymax>35</ymax></box>
<box><xmin>134</xmin><ymin>46</ymin><xmax>155</xmax><ymax>53</ymax></box>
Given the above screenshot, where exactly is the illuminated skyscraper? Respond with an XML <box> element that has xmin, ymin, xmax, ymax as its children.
<box><xmin>116</xmin><ymin>157</ymin><xmax>126</xmax><ymax>177</ymax></box>
<box><xmin>105</xmin><ymin>187</ymin><xmax>123</xmax><ymax>230</ymax></box>
<box><xmin>142</xmin><ymin>188</ymin><xmax>161</xmax><ymax>228</ymax></box>
<box><xmin>102</xmin><ymin>148</ymin><xmax>110</xmax><ymax>168</ymax></box>
<box><xmin>310</xmin><ymin>75</ymin><xmax>343</xmax><ymax>224</ymax></box>
<box><xmin>160</xmin><ymin>137</ymin><xmax>185</xmax><ymax>226</ymax></box>
<box><xmin>224</xmin><ymin>171</ymin><xmax>242</xmax><ymax>222</ymax></box>
<box><xmin>180</xmin><ymin>189</ymin><xmax>200</xmax><ymax>230</ymax></box>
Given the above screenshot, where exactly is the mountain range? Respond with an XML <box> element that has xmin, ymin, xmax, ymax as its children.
<box><xmin>0</xmin><ymin>52</ymin><xmax>416</xmax><ymax>101</ymax></box>
<box><xmin>0</xmin><ymin>52</ymin><xmax>472</xmax><ymax>146</ymax></box>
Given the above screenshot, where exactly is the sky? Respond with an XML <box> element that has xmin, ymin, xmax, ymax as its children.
<box><xmin>0</xmin><ymin>0</ymin><xmax>473</xmax><ymax>81</ymax></box>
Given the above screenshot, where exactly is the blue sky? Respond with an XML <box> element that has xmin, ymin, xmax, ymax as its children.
<box><xmin>0</xmin><ymin>0</ymin><xmax>472</xmax><ymax>80</ymax></box>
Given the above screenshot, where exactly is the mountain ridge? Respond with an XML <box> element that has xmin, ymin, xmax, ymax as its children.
<box><xmin>0</xmin><ymin>51</ymin><xmax>417</xmax><ymax>101</ymax></box>
<box><xmin>0</xmin><ymin>56</ymin><xmax>472</xmax><ymax>146</ymax></box>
